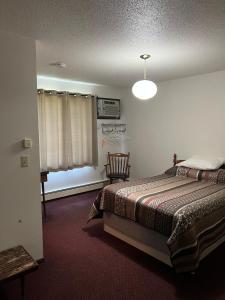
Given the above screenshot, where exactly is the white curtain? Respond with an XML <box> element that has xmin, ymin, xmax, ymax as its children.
<box><xmin>37</xmin><ymin>90</ymin><xmax>97</xmax><ymax>171</ymax></box>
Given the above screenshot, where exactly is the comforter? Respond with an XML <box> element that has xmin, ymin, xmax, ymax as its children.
<box><xmin>89</xmin><ymin>174</ymin><xmax>225</xmax><ymax>272</ymax></box>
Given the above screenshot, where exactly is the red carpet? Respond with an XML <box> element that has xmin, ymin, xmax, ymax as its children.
<box><xmin>2</xmin><ymin>190</ymin><xmax>225</xmax><ymax>300</ymax></box>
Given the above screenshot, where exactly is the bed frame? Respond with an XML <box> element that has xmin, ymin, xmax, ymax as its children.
<box><xmin>104</xmin><ymin>212</ymin><xmax>172</xmax><ymax>266</ymax></box>
<box><xmin>103</xmin><ymin>153</ymin><xmax>225</xmax><ymax>271</ymax></box>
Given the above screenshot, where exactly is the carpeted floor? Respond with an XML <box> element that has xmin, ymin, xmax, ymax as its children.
<box><xmin>2</xmin><ymin>190</ymin><xmax>225</xmax><ymax>300</ymax></box>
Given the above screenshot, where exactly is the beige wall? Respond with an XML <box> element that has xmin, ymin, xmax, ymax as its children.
<box><xmin>124</xmin><ymin>69</ymin><xmax>225</xmax><ymax>178</ymax></box>
<box><xmin>0</xmin><ymin>31</ymin><xmax>43</xmax><ymax>259</ymax></box>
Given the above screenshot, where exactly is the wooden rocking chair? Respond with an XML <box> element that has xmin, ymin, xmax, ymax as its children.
<box><xmin>105</xmin><ymin>152</ymin><xmax>131</xmax><ymax>184</ymax></box>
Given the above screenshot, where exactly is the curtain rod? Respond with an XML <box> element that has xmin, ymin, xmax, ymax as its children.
<box><xmin>37</xmin><ymin>89</ymin><xmax>95</xmax><ymax>98</ymax></box>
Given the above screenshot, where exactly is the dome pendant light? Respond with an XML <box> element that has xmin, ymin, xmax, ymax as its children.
<box><xmin>132</xmin><ymin>54</ymin><xmax>157</xmax><ymax>100</ymax></box>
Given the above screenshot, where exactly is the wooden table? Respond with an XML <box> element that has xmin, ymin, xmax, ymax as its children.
<box><xmin>0</xmin><ymin>245</ymin><xmax>38</xmax><ymax>299</ymax></box>
<box><xmin>40</xmin><ymin>171</ymin><xmax>49</xmax><ymax>219</ymax></box>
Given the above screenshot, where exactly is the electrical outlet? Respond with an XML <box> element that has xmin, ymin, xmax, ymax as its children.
<box><xmin>20</xmin><ymin>156</ymin><xmax>29</xmax><ymax>167</ymax></box>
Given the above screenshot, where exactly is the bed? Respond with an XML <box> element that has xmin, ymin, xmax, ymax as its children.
<box><xmin>89</xmin><ymin>154</ymin><xmax>225</xmax><ymax>273</ymax></box>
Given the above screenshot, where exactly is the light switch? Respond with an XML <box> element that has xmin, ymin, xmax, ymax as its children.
<box><xmin>23</xmin><ymin>138</ymin><xmax>32</xmax><ymax>148</ymax></box>
<box><xmin>20</xmin><ymin>156</ymin><xmax>29</xmax><ymax>167</ymax></box>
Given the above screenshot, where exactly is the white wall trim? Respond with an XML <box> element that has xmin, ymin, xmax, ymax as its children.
<box><xmin>43</xmin><ymin>179</ymin><xmax>108</xmax><ymax>201</ymax></box>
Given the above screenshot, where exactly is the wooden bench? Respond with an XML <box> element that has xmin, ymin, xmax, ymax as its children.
<box><xmin>0</xmin><ymin>245</ymin><xmax>38</xmax><ymax>299</ymax></box>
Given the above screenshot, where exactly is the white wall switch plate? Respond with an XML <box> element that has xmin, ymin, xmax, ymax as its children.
<box><xmin>23</xmin><ymin>138</ymin><xmax>32</xmax><ymax>148</ymax></box>
<box><xmin>20</xmin><ymin>156</ymin><xmax>29</xmax><ymax>167</ymax></box>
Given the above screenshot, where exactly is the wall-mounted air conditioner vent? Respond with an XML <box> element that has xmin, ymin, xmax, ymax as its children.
<box><xmin>97</xmin><ymin>97</ymin><xmax>120</xmax><ymax>119</ymax></box>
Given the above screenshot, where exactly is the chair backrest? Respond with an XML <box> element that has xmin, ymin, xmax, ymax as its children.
<box><xmin>107</xmin><ymin>152</ymin><xmax>130</xmax><ymax>175</ymax></box>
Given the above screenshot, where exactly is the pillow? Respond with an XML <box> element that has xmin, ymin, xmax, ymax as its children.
<box><xmin>217</xmin><ymin>169</ymin><xmax>225</xmax><ymax>183</ymax></box>
<box><xmin>165</xmin><ymin>166</ymin><xmax>177</xmax><ymax>176</ymax></box>
<box><xmin>176</xmin><ymin>155</ymin><xmax>225</xmax><ymax>170</ymax></box>
<box><xmin>176</xmin><ymin>166</ymin><xmax>201</xmax><ymax>180</ymax></box>
<box><xmin>200</xmin><ymin>170</ymin><xmax>219</xmax><ymax>183</ymax></box>
<box><xmin>201</xmin><ymin>169</ymin><xmax>225</xmax><ymax>183</ymax></box>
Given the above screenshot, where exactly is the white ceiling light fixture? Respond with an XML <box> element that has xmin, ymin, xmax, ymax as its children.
<box><xmin>132</xmin><ymin>54</ymin><xmax>157</xmax><ymax>100</ymax></box>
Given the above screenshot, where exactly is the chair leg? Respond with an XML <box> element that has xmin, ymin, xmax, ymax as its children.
<box><xmin>110</xmin><ymin>178</ymin><xmax>113</xmax><ymax>184</ymax></box>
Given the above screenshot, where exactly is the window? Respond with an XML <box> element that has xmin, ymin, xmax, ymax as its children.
<box><xmin>37</xmin><ymin>90</ymin><xmax>98</xmax><ymax>171</ymax></box>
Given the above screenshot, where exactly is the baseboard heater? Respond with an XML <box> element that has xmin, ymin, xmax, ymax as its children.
<box><xmin>44</xmin><ymin>179</ymin><xmax>109</xmax><ymax>201</ymax></box>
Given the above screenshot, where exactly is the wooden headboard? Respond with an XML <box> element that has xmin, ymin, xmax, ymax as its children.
<box><xmin>173</xmin><ymin>153</ymin><xmax>184</xmax><ymax>166</ymax></box>
<box><xmin>173</xmin><ymin>153</ymin><xmax>225</xmax><ymax>169</ymax></box>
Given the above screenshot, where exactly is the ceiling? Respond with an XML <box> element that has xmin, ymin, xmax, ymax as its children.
<box><xmin>1</xmin><ymin>0</ymin><xmax>225</xmax><ymax>87</ymax></box>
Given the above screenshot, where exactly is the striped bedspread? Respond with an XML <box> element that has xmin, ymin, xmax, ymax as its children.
<box><xmin>89</xmin><ymin>174</ymin><xmax>225</xmax><ymax>273</ymax></box>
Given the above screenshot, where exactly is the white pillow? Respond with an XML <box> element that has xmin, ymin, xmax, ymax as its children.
<box><xmin>176</xmin><ymin>155</ymin><xmax>225</xmax><ymax>170</ymax></box>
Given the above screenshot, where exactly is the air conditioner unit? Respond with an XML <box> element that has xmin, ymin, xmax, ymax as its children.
<box><xmin>97</xmin><ymin>97</ymin><xmax>120</xmax><ymax>119</ymax></box>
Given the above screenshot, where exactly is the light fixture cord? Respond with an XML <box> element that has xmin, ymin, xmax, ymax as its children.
<box><xmin>144</xmin><ymin>59</ymin><xmax>147</xmax><ymax>80</ymax></box>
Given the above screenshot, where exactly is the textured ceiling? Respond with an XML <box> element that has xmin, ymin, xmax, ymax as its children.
<box><xmin>1</xmin><ymin>0</ymin><xmax>225</xmax><ymax>87</ymax></box>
